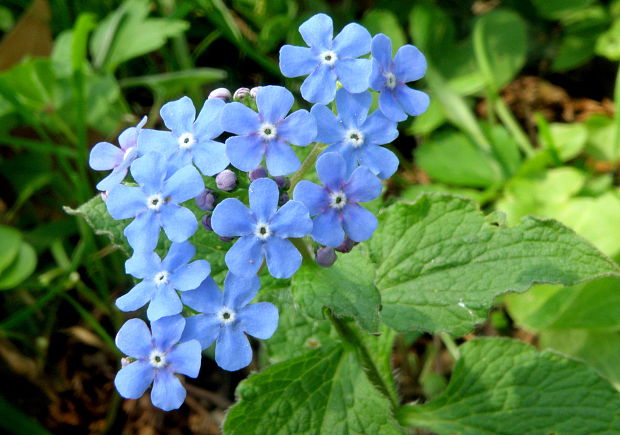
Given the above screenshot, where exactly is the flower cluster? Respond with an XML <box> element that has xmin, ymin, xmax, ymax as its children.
<box><xmin>88</xmin><ymin>12</ymin><xmax>428</xmax><ymax>411</ymax></box>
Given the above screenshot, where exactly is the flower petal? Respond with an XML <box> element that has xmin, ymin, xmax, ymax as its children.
<box><xmin>248</xmin><ymin>177</ymin><xmax>279</xmax><ymax>222</ymax></box>
<box><xmin>299</xmin><ymin>13</ymin><xmax>333</xmax><ymax>51</ymax></box>
<box><xmin>277</xmin><ymin>109</ymin><xmax>317</xmax><ymax>146</ymax></box>
<box><xmin>152</xmin><ymin>314</ymin><xmax>186</xmax><ymax>350</ymax></box>
<box><xmin>106</xmin><ymin>185</ymin><xmax>146</xmax><ymax>220</ymax></box>
<box><xmin>170</xmin><ymin>260</ymin><xmax>211</xmax><ymax>291</ymax></box>
<box><xmin>335</xmin><ymin>88</ymin><xmax>371</xmax><ymax>128</ymax></box>
<box><xmin>344</xmin><ymin>166</ymin><xmax>382</xmax><ymax>203</ymax></box>
<box><xmin>256</xmin><ymin>85</ymin><xmax>294</xmax><ymax>124</ymax></box>
<box><xmin>115</xmin><ymin>361</ymin><xmax>154</xmax><ymax>399</ymax></box>
<box><xmin>116</xmin><ymin>280</ymin><xmax>156</xmax><ymax>313</ymax></box>
<box><xmin>361</xmin><ymin>110</ymin><xmax>399</xmax><ymax>145</ymax></box>
<box><xmin>115</xmin><ymin>318</ymin><xmax>153</xmax><ymax>359</ymax></box>
<box><xmin>293</xmin><ymin>180</ymin><xmax>330</xmax><ymax>215</ymax></box>
<box><xmin>300</xmin><ymin>64</ymin><xmax>337</xmax><ymax>105</ymax></box>
<box><xmin>316</xmin><ymin>151</ymin><xmax>347</xmax><ymax>191</ymax></box>
<box><xmin>394</xmin><ymin>44</ymin><xmax>427</xmax><ymax>83</ymax></box>
<box><xmin>311</xmin><ymin>104</ymin><xmax>344</xmax><ymax>145</ymax></box>
<box><xmin>335</xmin><ymin>58</ymin><xmax>371</xmax><ymax>94</ymax></box>
<box><xmin>96</xmin><ymin>165</ymin><xmax>130</xmax><ymax>191</ymax></box>
<box><xmin>167</xmin><ymin>340</ymin><xmax>202</xmax><ymax>377</ymax></box>
<box><xmin>194</xmin><ymin>97</ymin><xmax>225</xmax><ymax>140</ymax></box>
<box><xmin>125</xmin><ymin>251</ymin><xmax>161</xmax><ymax>279</ymax></box>
<box><xmin>359</xmin><ymin>144</ymin><xmax>399</xmax><ymax>179</ymax></box>
<box><xmin>332</xmin><ymin>23</ymin><xmax>371</xmax><ymax>58</ymax></box>
<box><xmin>342</xmin><ymin>203</ymin><xmax>377</xmax><ymax>242</ymax></box>
<box><xmin>215</xmin><ymin>325</ymin><xmax>252</xmax><ymax>371</ymax></box>
<box><xmin>124</xmin><ymin>212</ymin><xmax>160</xmax><ymax>252</ymax></box>
<box><xmin>163</xmin><ymin>165</ymin><xmax>204</xmax><ymax>204</ymax></box>
<box><xmin>89</xmin><ymin>142</ymin><xmax>122</xmax><ymax>170</ymax></box>
<box><xmin>221</xmin><ymin>102</ymin><xmax>260</xmax><ymax>135</ymax></box>
<box><xmin>265</xmin><ymin>140</ymin><xmax>301</xmax><ymax>176</ymax></box>
<box><xmin>160</xmin><ymin>204</ymin><xmax>198</xmax><ymax>243</ymax></box>
<box><xmin>151</xmin><ymin>369</ymin><xmax>186</xmax><ymax>411</ymax></box>
<box><xmin>161</xmin><ymin>241</ymin><xmax>194</xmax><ymax>272</ymax></box>
<box><xmin>369</xmin><ymin>59</ymin><xmax>386</xmax><ymax>92</ymax></box>
<box><xmin>238</xmin><ymin>302</ymin><xmax>278</xmax><ymax>339</ymax></box>
<box><xmin>223</xmin><ymin>273</ymin><xmax>261</xmax><ymax>310</ymax></box>
<box><xmin>212</xmin><ymin>198</ymin><xmax>255</xmax><ymax>237</ymax></box>
<box><xmin>264</xmin><ymin>237</ymin><xmax>302</xmax><ymax>278</ymax></box>
<box><xmin>311</xmin><ymin>208</ymin><xmax>345</xmax><ymax>247</ymax></box>
<box><xmin>130</xmin><ymin>153</ymin><xmax>167</xmax><ymax>192</ymax></box>
<box><xmin>161</xmin><ymin>96</ymin><xmax>196</xmax><ymax>135</ymax></box>
<box><xmin>193</xmin><ymin>140</ymin><xmax>229</xmax><ymax>176</ymax></box>
<box><xmin>226</xmin><ymin>135</ymin><xmax>265</xmax><ymax>172</ymax></box>
<box><xmin>371</xmin><ymin>33</ymin><xmax>393</xmax><ymax>70</ymax></box>
<box><xmin>137</xmin><ymin>129</ymin><xmax>176</xmax><ymax>156</ymax></box>
<box><xmin>279</xmin><ymin>45</ymin><xmax>318</xmax><ymax>77</ymax></box>
<box><xmin>181</xmin><ymin>277</ymin><xmax>223</xmax><ymax>313</ymax></box>
<box><xmin>181</xmin><ymin>314</ymin><xmax>221</xmax><ymax>349</ymax></box>
<box><xmin>146</xmin><ymin>286</ymin><xmax>183</xmax><ymax>321</ymax></box>
<box><xmin>378</xmin><ymin>89</ymin><xmax>406</xmax><ymax>122</ymax></box>
<box><xmin>395</xmin><ymin>85</ymin><xmax>430</xmax><ymax>117</ymax></box>
<box><xmin>225</xmin><ymin>236</ymin><xmax>263</xmax><ymax>277</ymax></box>
<box><xmin>269</xmin><ymin>200</ymin><xmax>312</xmax><ymax>238</ymax></box>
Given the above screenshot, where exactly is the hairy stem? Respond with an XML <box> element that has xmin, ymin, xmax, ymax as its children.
<box><xmin>288</xmin><ymin>141</ymin><xmax>325</xmax><ymax>194</ymax></box>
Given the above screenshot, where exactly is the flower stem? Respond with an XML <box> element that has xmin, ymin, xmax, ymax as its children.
<box><xmin>288</xmin><ymin>141</ymin><xmax>325</xmax><ymax>194</ymax></box>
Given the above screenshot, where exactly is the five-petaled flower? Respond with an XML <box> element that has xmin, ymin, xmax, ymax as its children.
<box><xmin>181</xmin><ymin>273</ymin><xmax>278</xmax><ymax>371</ymax></box>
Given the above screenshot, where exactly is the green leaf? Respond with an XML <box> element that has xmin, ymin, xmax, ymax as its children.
<box><xmin>120</xmin><ymin>68</ymin><xmax>227</xmax><ymax>99</ymax></box>
<box><xmin>398</xmin><ymin>338</ymin><xmax>620</xmax><ymax>433</ymax></box>
<box><xmin>0</xmin><ymin>394</ymin><xmax>50</xmax><ymax>435</ymax></box>
<box><xmin>362</xmin><ymin>10</ymin><xmax>406</xmax><ymax>51</ymax></box>
<box><xmin>531</xmin><ymin>0</ymin><xmax>593</xmax><ymax>19</ymax></box>
<box><xmin>0</xmin><ymin>225</ymin><xmax>22</xmax><ymax>274</ymax></box>
<box><xmin>369</xmin><ymin>194</ymin><xmax>620</xmax><ymax>334</ymax></box>
<box><xmin>291</xmin><ymin>247</ymin><xmax>381</xmax><ymax>331</ymax></box>
<box><xmin>584</xmin><ymin>113</ymin><xmax>617</xmax><ymax>160</ymax></box>
<box><xmin>540</xmin><ymin>122</ymin><xmax>588</xmax><ymax>161</ymax></box>
<box><xmin>0</xmin><ymin>242</ymin><xmax>37</xmax><ymax>290</ymax></box>
<box><xmin>224</xmin><ymin>345</ymin><xmax>404</xmax><ymax>435</ymax></box>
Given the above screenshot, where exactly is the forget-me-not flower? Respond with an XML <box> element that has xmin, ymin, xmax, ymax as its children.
<box><xmin>89</xmin><ymin>116</ymin><xmax>147</xmax><ymax>191</ymax></box>
<box><xmin>138</xmin><ymin>96</ymin><xmax>229</xmax><ymax>175</ymax></box>
<box><xmin>294</xmin><ymin>152</ymin><xmax>381</xmax><ymax>247</ymax></box>
<box><xmin>181</xmin><ymin>273</ymin><xmax>278</xmax><ymax>371</ymax></box>
<box><xmin>311</xmin><ymin>88</ymin><xmax>399</xmax><ymax>179</ymax></box>
<box><xmin>114</xmin><ymin>316</ymin><xmax>201</xmax><ymax>411</ymax></box>
<box><xmin>117</xmin><ymin>241</ymin><xmax>211</xmax><ymax>321</ymax></box>
<box><xmin>105</xmin><ymin>152</ymin><xmax>204</xmax><ymax>252</ymax></box>
<box><xmin>220</xmin><ymin>85</ymin><xmax>317</xmax><ymax>176</ymax></box>
<box><xmin>211</xmin><ymin>177</ymin><xmax>312</xmax><ymax>278</ymax></box>
<box><xmin>279</xmin><ymin>13</ymin><xmax>372</xmax><ymax>104</ymax></box>
<box><xmin>370</xmin><ymin>33</ymin><xmax>430</xmax><ymax>122</ymax></box>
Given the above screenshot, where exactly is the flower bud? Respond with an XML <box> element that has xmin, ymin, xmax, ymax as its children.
<box><xmin>273</xmin><ymin>175</ymin><xmax>290</xmax><ymax>190</ymax></box>
<box><xmin>250</xmin><ymin>86</ymin><xmax>262</xmax><ymax>98</ymax></box>
<box><xmin>208</xmin><ymin>87</ymin><xmax>232</xmax><ymax>101</ymax></box>
<box><xmin>316</xmin><ymin>246</ymin><xmax>337</xmax><ymax>267</ymax></box>
<box><xmin>216</xmin><ymin>169</ymin><xmax>237</xmax><ymax>191</ymax></box>
<box><xmin>219</xmin><ymin>236</ymin><xmax>234</xmax><ymax>243</ymax></box>
<box><xmin>233</xmin><ymin>87</ymin><xmax>250</xmax><ymax>101</ymax></box>
<box><xmin>195</xmin><ymin>188</ymin><xmax>216</xmax><ymax>211</ymax></box>
<box><xmin>335</xmin><ymin>237</ymin><xmax>355</xmax><ymax>253</ymax></box>
<box><xmin>278</xmin><ymin>192</ymin><xmax>289</xmax><ymax>206</ymax></box>
<box><xmin>201</xmin><ymin>214</ymin><xmax>213</xmax><ymax>231</ymax></box>
<box><xmin>249</xmin><ymin>166</ymin><xmax>268</xmax><ymax>181</ymax></box>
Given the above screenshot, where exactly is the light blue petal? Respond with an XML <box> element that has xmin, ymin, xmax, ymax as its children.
<box><xmin>265</xmin><ymin>237</ymin><xmax>302</xmax><ymax>278</ymax></box>
<box><xmin>310</xmin><ymin>104</ymin><xmax>344</xmax><ymax>144</ymax></box>
<box><xmin>293</xmin><ymin>180</ymin><xmax>330</xmax><ymax>215</ymax></box>
<box><xmin>170</xmin><ymin>260</ymin><xmax>210</xmax><ymax>291</ymax></box>
<box><xmin>394</xmin><ymin>44</ymin><xmax>427</xmax><ymax>83</ymax></box>
<box><xmin>299</xmin><ymin>13</ymin><xmax>333</xmax><ymax>51</ymax></box>
<box><xmin>181</xmin><ymin>314</ymin><xmax>221</xmax><ymax>349</ymax></box>
<box><xmin>369</xmin><ymin>60</ymin><xmax>386</xmax><ymax>91</ymax></box>
<box><xmin>124</xmin><ymin>212</ymin><xmax>160</xmax><ymax>252</ymax></box>
<box><xmin>342</xmin><ymin>203</ymin><xmax>377</xmax><ymax>242</ymax></box>
<box><xmin>96</xmin><ymin>166</ymin><xmax>129</xmax><ymax>191</ymax></box>
<box><xmin>215</xmin><ymin>325</ymin><xmax>252</xmax><ymax>371</ymax></box>
<box><xmin>221</xmin><ymin>102</ymin><xmax>260</xmax><ymax>135</ymax></box>
<box><xmin>277</xmin><ymin>109</ymin><xmax>316</xmax><ymax>146</ymax></box>
<box><xmin>371</xmin><ymin>34</ymin><xmax>393</xmax><ymax>69</ymax></box>
<box><xmin>223</xmin><ymin>272</ymin><xmax>261</xmax><ymax>310</ymax></box>
<box><xmin>395</xmin><ymin>85</ymin><xmax>430</xmax><ymax>117</ymax></box>
<box><xmin>269</xmin><ymin>200</ymin><xmax>312</xmax><ymax>238</ymax></box>
<box><xmin>322</xmin><ymin>143</ymin><xmax>357</xmax><ymax>179</ymax></box>
<box><xmin>378</xmin><ymin>89</ymin><xmax>407</xmax><ymax>122</ymax></box>
<box><xmin>146</xmin><ymin>286</ymin><xmax>183</xmax><ymax>321</ymax></box>
<box><xmin>311</xmin><ymin>208</ymin><xmax>345</xmax><ymax>247</ymax></box>
<box><xmin>239</xmin><ymin>302</ymin><xmax>278</xmax><ymax>339</ymax></box>
<box><xmin>316</xmin><ymin>151</ymin><xmax>347</xmax><ymax>190</ymax></box>
<box><xmin>248</xmin><ymin>177</ymin><xmax>279</xmax><ymax>222</ymax></box>
<box><xmin>116</xmin><ymin>280</ymin><xmax>156</xmax><ymax>313</ymax></box>
<box><xmin>279</xmin><ymin>45</ymin><xmax>319</xmax><ymax>77</ymax></box>
<box><xmin>335</xmin><ymin>88</ymin><xmax>371</xmax><ymax>128</ymax></box>
<box><xmin>192</xmin><ymin>140</ymin><xmax>229</xmax><ymax>176</ymax></box>
<box><xmin>344</xmin><ymin>166</ymin><xmax>382</xmax><ymax>203</ymax></box>
<box><xmin>125</xmin><ymin>248</ymin><xmax>160</xmax><ymax>280</ymax></box>
<box><xmin>256</xmin><ymin>85</ymin><xmax>293</xmax><ymax>124</ymax></box>
<box><xmin>225</xmin><ymin>236</ymin><xmax>263</xmax><ymax>277</ymax></box>
<box><xmin>226</xmin><ymin>135</ymin><xmax>264</xmax><ymax>172</ymax></box>
<box><xmin>163</xmin><ymin>165</ymin><xmax>204</xmax><ymax>204</ymax></box>
<box><xmin>89</xmin><ymin>141</ymin><xmax>122</xmax><ymax>170</ymax></box>
<box><xmin>361</xmin><ymin>110</ymin><xmax>399</xmax><ymax>145</ymax></box>
<box><xmin>160</xmin><ymin>204</ymin><xmax>198</xmax><ymax>243</ymax></box>
<box><xmin>359</xmin><ymin>144</ymin><xmax>399</xmax><ymax>179</ymax></box>
<box><xmin>117</xmin><ymin>123</ymin><xmax>141</xmax><ymax>151</ymax></box>
<box><xmin>194</xmin><ymin>98</ymin><xmax>225</xmax><ymax>140</ymax></box>
<box><xmin>161</xmin><ymin>241</ymin><xmax>194</xmax><ymax>273</ymax></box>
<box><xmin>161</xmin><ymin>96</ymin><xmax>196</xmax><ymax>135</ymax></box>
<box><xmin>151</xmin><ymin>369</ymin><xmax>186</xmax><ymax>411</ymax></box>
<box><xmin>115</xmin><ymin>361</ymin><xmax>154</xmax><ymax>399</ymax></box>
<box><xmin>115</xmin><ymin>318</ymin><xmax>152</xmax><ymax>358</ymax></box>
<box><xmin>167</xmin><ymin>340</ymin><xmax>202</xmax><ymax>377</ymax></box>
<box><xmin>300</xmin><ymin>64</ymin><xmax>337</xmax><ymax>105</ymax></box>
<box><xmin>211</xmin><ymin>198</ymin><xmax>255</xmax><ymax>237</ymax></box>
<box><xmin>130</xmin><ymin>153</ymin><xmax>167</xmax><ymax>193</ymax></box>
<box><xmin>265</xmin><ymin>140</ymin><xmax>300</xmax><ymax>176</ymax></box>
<box><xmin>152</xmin><ymin>314</ymin><xmax>186</xmax><ymax>350</ymax></box>
<box><xmin>106</xmin><ymin>185</ymin><xmax>146</xmax><ymax>219</ymax></box>
<box><xmin>137</xmin><ymin>129</ymin><xmax>176</xmax><ymax>156</ymax></box>
<box><xmin>332</xmin><ymin>23</ymin><xmax>371</xmax><ymax>58</ymax></box>
<box><xmin>181</xmin><ymin>277</ymin><xmax>223</xmax><ymax>313</ymax></box>
<box><xmin>335</xmin><ymin>58</ymin><xmax>371</xmax><ymax>94</ymax></box>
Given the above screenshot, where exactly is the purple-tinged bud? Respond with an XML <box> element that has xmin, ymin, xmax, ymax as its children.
<box><xmin>233</xmin><ymin>87</ymin><xmax>250</xmax><ymax>101</ymax></box>
<box><xmin>195</xmin><ymin>188</ymin><xmax>216</xmax><ymax>211</ymax></box>
<box><xmin>278</xmin><ymin>192</ymin><xmax>289</xmax><ymax>206</ymax></box>
<box><xmin>335</xmin><ymin>237</ymin><xmax>356</xmax><ymax>253</ymax></box>
<box><xmin>250</xmin><ymin>86</ymin><xmax>262</xmax><ymax>98</ymax></box>
<box><xmin>208</xmin><ymin>87</ymin><xmax>232</xmax><ymax>101</ymax></box>
<box><xmin>316</xmin><ymin>247</ymin><xmax>337</xmax><ymax>267</ymax></box>
<box><xmin>249</xmin><ymin>166</ymin><xmax>268</xmax><ymax>181</ymax></box>
<box><xmin>201</xmin><ymin>214</ymin><xmax>213</xmax><ymax>231</ymax></box>
<box><xmin>273</xmin><ymin>175</ymin><xmax>290</xmax><ymax>190</ymax></box>
<box><xmin>219</xmin><ymin>236</ymin><xmax>234</xmax><ymax>243</ymax></box>
<box><xmin>216</xmin><ymin>169</ymin><xmax>237</xmax><ymax>191</ymax></box>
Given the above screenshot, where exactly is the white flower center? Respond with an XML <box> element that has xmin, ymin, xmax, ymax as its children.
<box><xmin>178</xmin><ymin>132</ymin><xmax>196</xmax><ymax>149</ymax></box>
<box><xmin>385</xmin><ymin>72</ymin><xmax>397</xmax><ymax>89</ymax></box>
<box><xmin>259</xmin><ymin>123</ymin><xmax>277</xmax><ymax>140</ymax></box>
<box><xmin>154</xmin><ymin>271</ymin><xmax>169</xmax><ymax>286</ymax></box>
<box><xmin>321</xmin><ymin>50</ymin><xmax>338</xmax><ymax>67</ymax></box>
<box><xmin>149</xmin><ymin>350</ymin><xmax>167</xmax><ymax>368</ymax></box>
<box><xmin>345</xmin><ymin>129</ymin><xmax>364</xmax><ymax>148</ymax></box>
<box><xmin>123</xmin><ymin>146</ymin><xmax>137</xmax><ymax>161</ymax></box>
<box><xmin>255</xmin><ymin>222</ymin><xmax>272</xmax><ymax>240</ymax></box>
<box><xmin>146</xmin><ymin>194</ymin><xmax>165</xmax><ymax>211</ymax></box>
<box><xmin>217</xmin><ymin>307</ymin><xmax>236</xmax><ymax>324</ymax></box>
<box><xmin>329</xmin><ymin>191</ymin><xmax>347</xmax><ymax>210</ymax></box>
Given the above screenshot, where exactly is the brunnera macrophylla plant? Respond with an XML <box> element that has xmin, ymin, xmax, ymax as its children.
<box><xmin>82</xmin><ymin>12</ymin><xmax>620</xmax><ymax>434</ymax></box>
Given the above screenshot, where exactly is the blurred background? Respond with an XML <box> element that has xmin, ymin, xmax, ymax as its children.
<box><xmin>2</xmin><ymin>0</ymin><xmax>620</xmax><ymax>433</ymax></box>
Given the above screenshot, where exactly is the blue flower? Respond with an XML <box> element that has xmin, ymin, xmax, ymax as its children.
<box><xmin>114</xmin><ymin>316</ymin><xmax>201</xmax><ymax>411</ymax></box>
<box><xmin>181</xmin><ymin>273</ymin><xmax>278</xmax><ymax>371</ymax></box>
<box><xmin>89</xmin><ymin>116</ymin><xmax>147</xmax><ymax>191</ymax></box>
<box><xmin>311</xmin><ymin>88</ymin><xmax>399</xmax><ymax>179</ymax></box>
<box><xmin>105</xmin><ymin>152</ymin><xmax>204</xmax><ymax>252</ymax></box>
<box><xmin>211</xmin><ymin>177</ymin><xmax>312</xmax><ymax>278</ymax></box>
<box><xmin>138</xmin><ymin>96</ymin><xmax>229</xmax><ymax>176</ymax></box>
<box><xmin>279</xmin><ymin>13</ymin><xmax>372</xmax><ymax>104</ymax></box>
<box><xmin>220</xmin><ymin>86</ymin><xmax>317</xmax><ymax>176</ymax></box>
<box><xmin>370</xmin><ymin>33</ymin><xmax>430</xmax><ymax>122</ymax></box>
<box><xmin>293</xmin><ymin>152</ymin><xmax>381</xmax><ymax>247</ymax></box>
<box><xmin>117</xmin><ymin>241</ymin><xmax>211</xmax><ymax>321</ymax></box>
